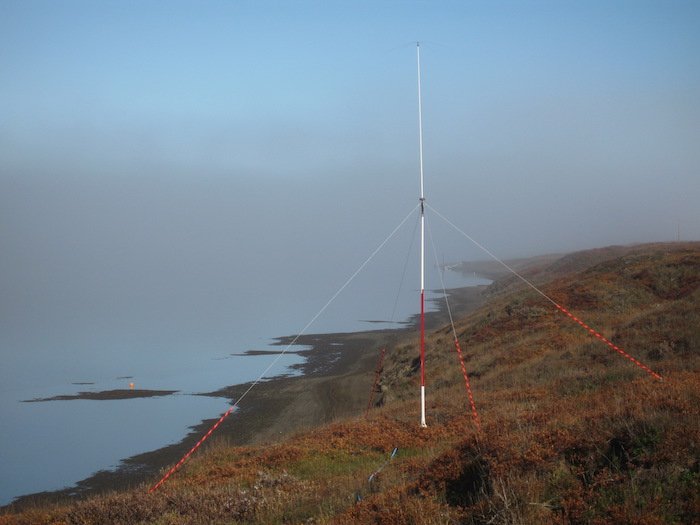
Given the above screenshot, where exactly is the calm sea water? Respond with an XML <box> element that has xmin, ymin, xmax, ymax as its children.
<box><xmin>0</xmin><ymin>256</ymin><xmax>488</xmax><ymax>505</ymax></box>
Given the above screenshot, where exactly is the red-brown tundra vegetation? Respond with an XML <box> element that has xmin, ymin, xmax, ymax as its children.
<box><xmin>2</xmin><ymin>242</ymin><xmax>699</xmax><ymax>524</ymax></box>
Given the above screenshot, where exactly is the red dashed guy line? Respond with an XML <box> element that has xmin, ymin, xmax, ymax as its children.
<box><xmin>454</xmin><ymin>339</ymin><xmax>481</xmax><ymax>431</ymax></box>
<box><xmin>555</xmin><ymin>304</ymin><xmax>662</xmax><ymax>380</ymax></box>
<box><xmin>150</xmin><ymin>406</ymin><xmax>235</xmax><ymax>492</ymax></box>
<box><xmin>365</xmin><ymin>348</ymin><xmax>386</xmax><ymax>418</ymax></box>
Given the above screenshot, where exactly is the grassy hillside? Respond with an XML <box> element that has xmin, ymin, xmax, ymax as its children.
<box><xmin>3</xmin><ymin>242</ymin><xmax>699</xmax><ymax>524</ymax></box>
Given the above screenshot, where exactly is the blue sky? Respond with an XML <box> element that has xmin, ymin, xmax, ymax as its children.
<box><xmin>2</xmin><ymin>1</ymin><xmax>700</xmax><ymax>302</ymax></box>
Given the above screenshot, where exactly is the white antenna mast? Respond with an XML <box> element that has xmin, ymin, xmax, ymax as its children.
<box><xmin>417</xmin><ymin>41</ymin><xmax>427</xmax><ymax>428</ymax></box>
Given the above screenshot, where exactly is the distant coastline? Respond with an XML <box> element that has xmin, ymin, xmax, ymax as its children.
<box><xmin>7</xmin><ymin>283</ymin><xmax>489</xmax><ymax>509</ymax></box>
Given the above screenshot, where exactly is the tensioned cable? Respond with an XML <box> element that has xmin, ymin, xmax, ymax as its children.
<box><xmin>426</xmin><ymin>219</ymin><xmax>481</xmax><ymax>431</ymax></box>
<box><xmin>426</xmin><ymin>204</ymin><xmax>551</xmax><ymax>304</ymax></box>
<box><xmin>426</xmin><ymin>219</ymin><xmax>457</xmax><ymax>335</ymax></box>
<box><xmin>365</xmin><ymin>212</ymin><xmax>419</xmax><ymax>418</ymax></box>
<box><xmin>390</xmin><ymin>212</ymin><xmax>420</xmax><ymax>323</ymax></box>
<box><xmin>426</xmin><ymin>203</ymin><xmax>662</xmax><ymax>381</ymax></box>
<box><xmin>150</xmin><ymin>204</ymin><xmax>421</xmax><ymax>491</ymax></box>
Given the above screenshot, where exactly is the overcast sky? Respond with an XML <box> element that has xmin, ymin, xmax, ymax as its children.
<box><xmin>2</xmin><ymin>1</ymin><xmax>699</xmax><ymax>334</ymax></box>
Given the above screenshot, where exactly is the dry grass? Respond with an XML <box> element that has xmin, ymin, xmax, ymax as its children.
<box><xmin>2</xmin><ymin>243</ymin><xmax>699</xmax><ymax>524</ymax></box>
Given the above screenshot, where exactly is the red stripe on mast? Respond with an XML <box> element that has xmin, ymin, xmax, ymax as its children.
<box><xmin>420</xmin><ymin>291</ymin><xmax>425</xmax><ymax>388</ymax></box>
<box><xmin>417</xmin><ymin>42</ymin><xmax>427</xmax><ymax>428</ymax></box>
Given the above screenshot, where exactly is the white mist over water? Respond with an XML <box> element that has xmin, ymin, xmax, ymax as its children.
<box><xmin>3</xmin><ymin>0</ymin><xmax>699</xmax><ymax>507</ymax></box>
<box><xmin>0</xmin><ymin>163</ymin><xmax>496</xmax><ymax>506</ymax></box>
<box><xmin>0</xmin><ymin>243</ymin><xmax>487</xmax><ymax>505</ymax></box>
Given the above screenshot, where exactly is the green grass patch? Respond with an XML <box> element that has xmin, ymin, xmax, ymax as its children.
<box><xmin>290</xmin><ymin>449</ymin><xmax>385</xmax><ymax>480</ymax></box>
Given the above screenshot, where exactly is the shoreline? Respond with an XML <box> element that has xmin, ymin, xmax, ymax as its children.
<box><xmin>6</xmin><ymin>284</ymin><xmax>488</xmax><ymax>510</ymax></box>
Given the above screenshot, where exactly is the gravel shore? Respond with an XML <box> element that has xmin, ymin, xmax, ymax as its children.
<box><xmin>9</xmin><ymin>284</ymin><xmax>488</xmax><ymax>508</ymax></box>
